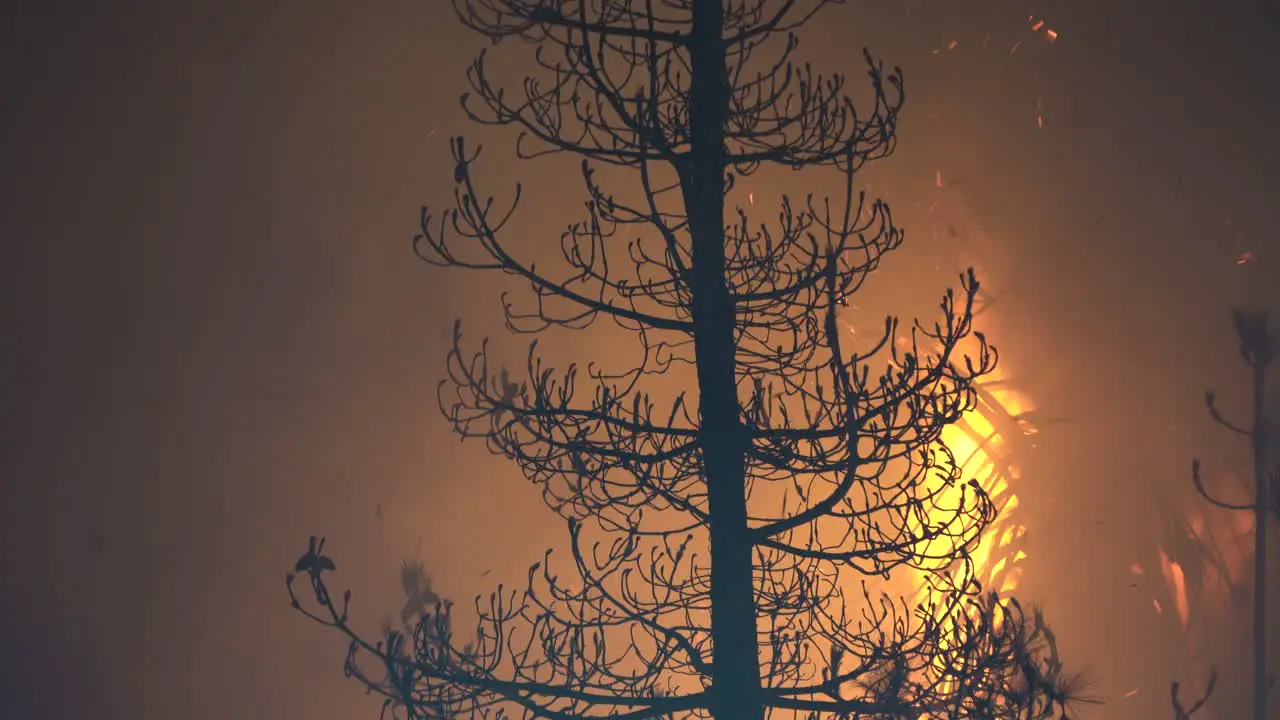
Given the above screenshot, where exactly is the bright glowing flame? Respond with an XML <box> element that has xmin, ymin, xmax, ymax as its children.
<box><xmin>841</xmin><ymin>293</ymin><xmax>1033</xmax><ymax>653</ymax></box>
<box><xmin>899</xmin><ymin>350</ymin><xmax>1034</xmax><ymax>604</ymax></box>
<box><xmin>897</xmin><ymin>335</ymin><xmax>1035</xmax><ymax>706</ymax></box>
<box><xmin>836</xmin><ymin>191</ymin><xmax>1036</xmax><ymax>697</ymax></box>
<box><xmin>1158</xmin><ymin>547</ymin><xmax>1191</xmax><ymax>630</ymax></box>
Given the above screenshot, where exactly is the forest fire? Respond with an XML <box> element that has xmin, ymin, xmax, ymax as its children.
<box><xmin>900</xmin><ymin>351</ymin><xmax>1034</xmax><ymax>606</ymax></box>
<box><xmin>905</xmin><ymin>326</ymin><xmax>1038</xmax><ymax>678</ymax></box>
<box><xmin>845</xmin><ymin>293</ymin><xmax>1049</xmax><ymax>712</ymax></box>
<box><xmin>817</xmin><ymin>189</ymin><xmax>1049</xmax><ymax>710</ymax></box>
<box><xmin>888</xmin><ymin>195</ymin><xmax>1035</xmax><ymax>611</ymax></box>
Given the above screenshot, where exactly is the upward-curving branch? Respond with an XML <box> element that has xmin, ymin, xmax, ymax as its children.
<box><xmin>1186</xmin><ymin>307</ymin><xmax>1275</xmax><ymax>720</ymax></box>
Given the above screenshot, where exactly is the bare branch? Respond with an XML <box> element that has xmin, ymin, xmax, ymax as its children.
<box><xmin>1170</xmin><ymin>669</ymin><xmax>1218</xmax><ymax>720</ymax></box>
<box><xmin>1191</xmin><ymin>458</ymin><xmax>1256</xmax><ymax>511</ymax></box>
<box><xmin>1204</xmin><ymin>390</ymin><xmax>1252</xmax><ymax>435</ymax></box>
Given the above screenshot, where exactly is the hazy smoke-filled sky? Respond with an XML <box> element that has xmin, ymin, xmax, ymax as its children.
<box><xmin>3</xmin><ymin>2</ymin><xmax>1278</xmax><ymax>719</ymax></box>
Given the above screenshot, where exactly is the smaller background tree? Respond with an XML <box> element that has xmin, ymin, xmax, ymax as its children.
<box><xmin>1177</xmin><ymin>308</ymin><xmax>1278</xmax><ymax>720</ymax></box>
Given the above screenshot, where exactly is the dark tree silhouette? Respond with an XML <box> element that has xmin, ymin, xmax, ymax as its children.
<box><xmin>1181</xmin><ymin>308</ymin><xmax>1277</xmax><ymax>720</ymax></box>
<box><xmin>1169</xmin><ymin>670</ymin><xmax>1218</xmax><ymax>720</ymax></box>
<box><xmin>288</xmin><ymin>3</ymin><xmax>1087</xmax><ymax>719</ymax></box>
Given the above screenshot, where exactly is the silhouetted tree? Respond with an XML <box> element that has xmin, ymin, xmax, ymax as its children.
<box><xmin>1181</xmin><ymin>308</ymin><xmax>1277</xmax><ymax>720</ymax></box>
<box><xmin>1169</xmin><ymin>669</ymin><xmax>1218</xmax><ymax>720</ymax></box>
<box><xmin>288</xmin><ymin>3</ymin><xmax>1087</xmax><ymax>719</ymax></box>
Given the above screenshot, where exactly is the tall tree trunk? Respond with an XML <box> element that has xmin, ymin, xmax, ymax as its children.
<box><xmin>1250</xmin><ymin>362</ymin><xmax>1269</xmax><ymax>720</ymax></box>
<box><xmin>687</xmin><ymin>3</ymin><xmax>763</xmax><ymax>720</ymax></box>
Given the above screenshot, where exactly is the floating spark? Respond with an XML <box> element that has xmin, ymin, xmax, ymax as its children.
<box><xmin>1027</xmin><ymin>15</ymin><xmax>1060</xmax><ymax>43</ymax></box>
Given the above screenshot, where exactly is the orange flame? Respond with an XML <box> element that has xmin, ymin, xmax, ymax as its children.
<box><xmin>1157</xmin><ymin>547</ymin><xmax>1191</xmax><ymax>629</ymax></box>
